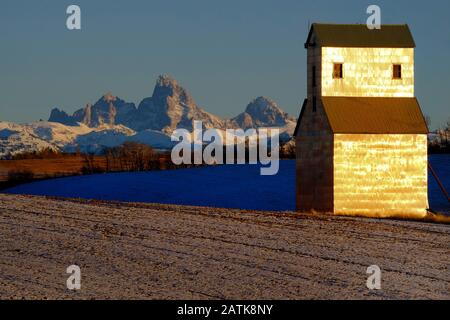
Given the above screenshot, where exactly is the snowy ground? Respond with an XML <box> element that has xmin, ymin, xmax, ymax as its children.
<box><xmin>4</xmin><ymin>156</ymin><xmax>450</xmax><ymax>214</ymax></box>
<box><xmin>0</xmin><ymin>194</ymin><xmax>448</xmax><ymax>300</ymax></box>
<box><xmin>428</xmin><ymin>155</ymin><xmax>450</xmax><ymax>214</ymax></box>
<box><xmin>4</xmin><ymin>161</ymin><xmax>294</xmax><ymax>212</ymax></box>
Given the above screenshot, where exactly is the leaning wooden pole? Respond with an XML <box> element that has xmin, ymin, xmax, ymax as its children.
<box><xmin>428</xmin><ymin>163</ymin><xmax>450</xmax><ymax>203</ymax></box>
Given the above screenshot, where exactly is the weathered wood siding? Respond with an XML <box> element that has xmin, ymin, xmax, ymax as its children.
<box><xmin>321</xmin><ymin>47</ymin><xmax>414</xmax><ymax>98</ymax></box>
<box><xmin>307</xmin><ymin>36</ymin><xmax>322</xmax><ymax>99</ymax></box>
<box><xmin>333</xmin><ymin>134</ymin><xmax>428</xmax><ymax>218</ymax></box>
<box><xmin>296</xmin><ymin>43</ymin><xmax>334</xmax><ymax>213</ymax></box>
<box><xmin>296</xmin><ymin>97</ymin><xmax>334</xmax><ymax>212</ymax></box>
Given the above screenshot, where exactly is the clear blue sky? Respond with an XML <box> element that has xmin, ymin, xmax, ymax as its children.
<box><xmin>0</xmin><ymin>0</ymin><xmax>449</xmax><ymax>129</ymax></box>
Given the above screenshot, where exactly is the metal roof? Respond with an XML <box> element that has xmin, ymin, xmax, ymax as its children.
<box><xmin>305</xmin><ymin>24</ymin><xmax>416</xmax><ymax>48</ymax></box>
<box><xmin>321</xmin><ymin>97</ymin><xmax>428</xmax><ymax>134</ymax></box>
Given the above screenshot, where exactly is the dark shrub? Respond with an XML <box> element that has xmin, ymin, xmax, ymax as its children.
<box><xmin>7</xmin><ymin>170</ymin><xmax>35</xmax><ymax>185</ymax></box>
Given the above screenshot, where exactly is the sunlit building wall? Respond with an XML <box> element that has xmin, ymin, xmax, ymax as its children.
<box><xmin>321</xmin><ymin>48</ymin><xmax>414</xmax><ymax>98</ymax></box>
<box><xmin>334</xmin><ymin>134</ymin><xmax>428</xmax><ymax>218</ymax></box>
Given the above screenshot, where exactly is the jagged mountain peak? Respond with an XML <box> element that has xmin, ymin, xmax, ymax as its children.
<box><xmin>246</xmin><ymin>96</ymin><xmax>282</xmax><ymax>115</ymax></box>
<box><xmin>94</xmin><ymin>93</ymin><xmax>129</xmax><ymax>106</ymax></box>
<box><xmin>134</xmin><ymin>75</ymin><xmax>224</xmax><ymax>133</ymax></box>
<box><xmin>156</xmin><ymin>74</ymin><xmax>178</xmax><ymax>88</ymax></box>
<box><xmin>152</xmin><ymin>74</ymin><xmax>193</xmax><ymax>106</ymax></box>
<box><xmin>49</xmin><ymin>107</ymin><xmax>78</xmax><ymax>126</ymax></box>
<box><xmin>153</xmin><ymin>75</ymin><xmax>178</xmax><ymax>98</ymax></box>
<box><xmin>232</xmin><ymin>96</ymin><xmax>294</xmax><ymax>130</ymax></box>
<box><xmin>102</xmin><ymin>92</ymin><xmax>117</xmax><ymax>103</ymax></box>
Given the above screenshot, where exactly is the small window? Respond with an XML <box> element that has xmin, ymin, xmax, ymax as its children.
<box><xmin>312</xmin><ymin>96</ymin><xmax>317</xmax><ymax>113</ymax></box>
<box><xmin>312</xmin><ymin>66</ymin><xmax>316</xmax><ymax>88</ymax></box>
<box><xmin>393</xmin><ymin>64</ymin><xmax>402</xmax><ymax>79</ymax></box>
<box><xmin>333</xmin><ymin>63</ymin><xmax>343</xmax><ymax>79</ymax></box>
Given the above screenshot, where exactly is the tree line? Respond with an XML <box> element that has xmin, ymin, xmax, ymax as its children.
<box><xmin>429</xmin><ymin>118</ymin><xmax>450</xmax><ymax>154</ymax></box>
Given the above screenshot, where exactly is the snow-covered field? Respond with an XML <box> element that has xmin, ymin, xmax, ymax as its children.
<box><xmin>4</xmin><ymin>161</ymin><xmax>294</xmax><ymax>211</ymax></box>
<box><xmin>0</xmin><ymin>194</ymin><xmax>448</xmax><ymax>300</ymax></box>
<box><xmin>4</xmin><ymin>156</ymin><xmax>450</xmax><ymax>214</ymax></box>
<box><xmin>429</xmin><ymin>155</ymin><xmax>450</xmax><ymax>214</ymax></box>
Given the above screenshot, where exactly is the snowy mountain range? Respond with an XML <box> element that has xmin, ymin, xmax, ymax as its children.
<box><xmin>1</xmin><ymin>75</ymin><xmax>296</xmax><ymax>158</ymax></box>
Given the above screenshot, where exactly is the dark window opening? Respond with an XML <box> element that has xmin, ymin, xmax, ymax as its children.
<box><xmin>333</xmin><ymin>63</ymin><xmax>343</xmax><ymax>79</ymax></box>
<box><xmin>312</xmin><ymin>66</ymin><xmax>316</xmax><ymax>88</ymax></box>
<box><xmin>393</xmin><ymin>64</ymin><xmax>402</xmax><ymax>79</ymax></box>
<box><xmin>312</xmin><ymin>96</ymin><xmax>317</xmax><ymax>113</ymax></box>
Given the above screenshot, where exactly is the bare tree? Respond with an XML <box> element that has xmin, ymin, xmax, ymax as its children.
<box><xmin>103</xmin><ymin>142</ymin><xmax>156</xmax><ymax>172</ymax></box>
<box><xmin>424</xmin><ymin>114</ymin><xmax>432</xmax><ymax>130</ymax></box>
